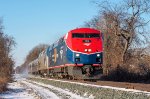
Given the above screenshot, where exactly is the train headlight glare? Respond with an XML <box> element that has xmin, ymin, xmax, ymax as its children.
<box><xmin>76</xmin><ymin>54</ymin><xmax>80</xmax><ymax>57</ymax></box>
<box><xmin>85</xmin><ymin>49</ymin><xmax>88</xmax><ymax>52</ymax></box>
<box><xmin>88</xmin><ymin>49</ymin><xmax>92</xmax><ymax>52</ymax></box>
<box><xmin>97</xmin><ymin>54</ymin><xmax>100</xmax><ymax>57</ymax></box>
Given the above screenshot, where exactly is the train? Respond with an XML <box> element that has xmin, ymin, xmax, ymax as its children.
<box><xmin>28</xmin><ymin>28</ymin><xmax>103</xmax><ymax>79</ymax></box>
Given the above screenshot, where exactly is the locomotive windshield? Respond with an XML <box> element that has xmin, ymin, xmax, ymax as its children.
<box><xmin>72</xmin><ymin>33</ymin><xmax>84</xmax><ymax>38</ymax></box>
<box><xmin>72</xmin><ymin>33</ymin><xmax>100</xmax><ymax>38</ymax></box>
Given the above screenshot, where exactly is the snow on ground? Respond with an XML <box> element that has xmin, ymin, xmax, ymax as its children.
<box><xmin>0</xmin><ymin>81</ymin><xmax>39</xmax><ymax>99</ymax></box>
<box><xmin>2</xmin><ymin>74</ymin><xmax>149</xmax><ymax>99</ymax></box>
<box><xmin>0</xmin><ymin>75</ymin><xmax>60</xmax><ymax>99</ymax></box>
<box><xmin>0</xmin><ymin>74</ymin><xmax>60</xmax><ymax>99</ymax></box>
<box><xmin>21</xmin><ymin>81</ymin><xmax>60</xmax><ymax>99</ymax></box>
<box><xmin>23</xmin><ymin>80</ymin><xmax>85</xmax><ymax>99</ymax></box>
<box><xmin>0</xmin><ymin>74</ymin><xmax>87</xmax><ymax>99</ymax></box>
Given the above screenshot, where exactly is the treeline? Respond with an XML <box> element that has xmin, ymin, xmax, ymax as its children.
<box><xmin>84</xmin><ymin>0</ymin><xmax>150</xmax><ymax>82</ymax></box>
<box><xmin>15</xmin><ymin>44</ymin><xmax>48</xmax><ymax>74</ymax></box>
<box><xmin>0</xmin><ymin>21</ymin><xmax>15</xmax><ymax>92</ymax></box>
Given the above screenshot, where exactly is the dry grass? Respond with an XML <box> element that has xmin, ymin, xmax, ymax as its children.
<box><xmin>104</xmin><ymin>55</ymin><xmax>150</xmax><ymax>83</ymax></box>
<box><xmin>0</xmin><ymin>77</ymin><xmax>8</xmax><ymax>92</ymax></box>
<box><xmin>0</xmin><ymin>66</ymin><xmax>13</xmax><ymax>92</ymax></box>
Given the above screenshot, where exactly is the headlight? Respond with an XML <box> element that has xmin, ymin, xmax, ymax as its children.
<box><xmin>76</xmin><ymin>54</ymin><xmax>80</xmax><ymax>57</ymax></box>
<box><xmin>97</xmin><ymin>54</ymin><xmax>100</xmax><ymax>57</ymax></box>
<box><xmin>85</xmin><ymin>49</ymin><xmax>88</xmax><ymax>52</ymax></box>
<box><xmin>88</xmin><ymin>49</ymin><xmax>92</xmax><ymax>52</ymax></box>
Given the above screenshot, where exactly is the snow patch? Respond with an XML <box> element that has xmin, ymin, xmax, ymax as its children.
<box><xmin>88</xmin><ymin>94</ymin><xmax>95</xmax><ymax>99</ymax></box>
<box><xmin>0</xmin><ymin>82</ymin><xmax>38</xmax><ymax>99</ymax></box>
<box><xmin>25</xmin><ymin>80</ymin><xmax>85</xmax><ymax>99</ymax></box>
<box><xmin>21</xmin><ymin>81</ymin><xmax>59</xmax><ymax>99</ymax></box>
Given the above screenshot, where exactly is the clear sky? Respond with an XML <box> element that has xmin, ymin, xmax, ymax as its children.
<box><xmin>0</xmin><ymin>0</ymin><xmax>99</xmax><ymax>66</ymax></box>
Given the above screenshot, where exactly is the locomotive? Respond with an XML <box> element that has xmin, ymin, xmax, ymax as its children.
<box><xmin>29</xmin><ymin>28</ymin><xmax>103</xmax><ymax>79</ymax></box>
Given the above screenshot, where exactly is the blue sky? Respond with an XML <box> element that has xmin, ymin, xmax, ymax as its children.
<box><xmin>0</xmin><ymin>0</ymin><xmax>99</xmax><ymax>66</ymax></box>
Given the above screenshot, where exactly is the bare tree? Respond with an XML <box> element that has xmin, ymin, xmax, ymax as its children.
<box><xmin>26</xmin><ymin>44</ymin><xmax>48</xmax><ymax>63</ymax></box>
<box><xmin>16</xmin><ymin>44</ymin><xmax>49</xmax><ymax>74</ymax></box>
<box><xmin>84</xmin><ymin>0</ymin><xmax>150</xmax><ymax>75</ymax></box>
<box><xmin>0</xmin><ymin>20</ymin><xmax>15</xmax><ymax>91</ymax></box>
<box><xmin>99</xmin><ymin>0</ymin><xmax>150</xmax><ymax>62</ymax></box>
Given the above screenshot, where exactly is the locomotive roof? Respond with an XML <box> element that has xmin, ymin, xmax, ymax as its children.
<box><xmin>69</xmin><ymin>28</ymin><xmax>101</xmax><ymax>33</ymax></box>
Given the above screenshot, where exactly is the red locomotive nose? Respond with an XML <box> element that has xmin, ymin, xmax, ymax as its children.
<box><xmin>65</xmin><ymin>28</ymin><xmax>103</xmax><ymax>54</ymax></box>
<box><xmin>74</xmin><ymin>37</ymin><xmax>102</xmax><ymax>54</ymax></box>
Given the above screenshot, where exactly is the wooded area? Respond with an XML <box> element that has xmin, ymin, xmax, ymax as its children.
<box><xmin>0</xmin><ymin>20</ymin><xmax>15</xmax><ymax>92</ymax></box>
<box><xmin>15</xmin><ymin>44</ymin><xmax>48</xmax><ymax>74</ymax></box>
<box><xmin>84</xmin><ymin>0</ymin><xmax>150</xmax><ymax>82</ymax></box>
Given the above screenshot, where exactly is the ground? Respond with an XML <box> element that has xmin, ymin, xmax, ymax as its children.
<box><xmin>0</xmin><ymin>74</ymin><xmax>149</xmax><ymax>99</ymax></box>
<box><xmin>0</xmin><ymin>75</ymin><xmax>39</xmax><ymax>99</ymax></box>
<box><xmin>0</xmin><ymin>74</ymin><xmax>86</xmax><ymax>99</ymax></box>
